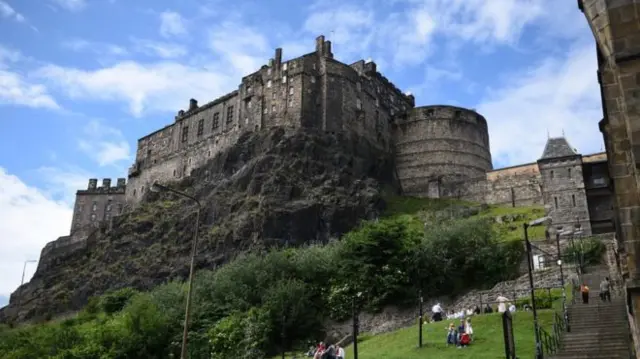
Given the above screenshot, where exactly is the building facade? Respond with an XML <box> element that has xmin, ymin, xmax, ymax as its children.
<box><xmin>580</xmin><ymin>0</ymin><xmax>640</xmax><ymax>352</ymax></box>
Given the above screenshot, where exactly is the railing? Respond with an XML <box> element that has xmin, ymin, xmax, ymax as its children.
<box><xmin>539</xmin><ymin>311</ymin><xmax>566</xmax><ymax>356</ymax></box>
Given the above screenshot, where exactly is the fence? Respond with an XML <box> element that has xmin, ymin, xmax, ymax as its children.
<box><xmin>539</xmin><ymin>311</ymin><xmax>567</xmax><ymax>356</ymax></box>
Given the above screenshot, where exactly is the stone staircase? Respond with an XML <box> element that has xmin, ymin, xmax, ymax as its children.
<box><xmin>550</xmin><ymin>270</ymin><xmax>633</xmax><ymax>359</ymax></box>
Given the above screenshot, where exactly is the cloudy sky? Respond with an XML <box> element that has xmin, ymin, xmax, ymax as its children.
<box><xmin>0</xmin><ymin>0</ymin><xmax>602</xmax><ymax>306</ymax></box>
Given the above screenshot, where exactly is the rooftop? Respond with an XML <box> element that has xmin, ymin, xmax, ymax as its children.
<box><xmin>539</xmin><ymin>137</ymin><xmax>579</xmax><ymax>160</ymax></box>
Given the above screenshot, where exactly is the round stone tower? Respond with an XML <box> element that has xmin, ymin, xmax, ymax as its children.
<box><xmin>393</xmin><ymin>105</ymin><xmax>493</xmax><ymax>198</ymax></box>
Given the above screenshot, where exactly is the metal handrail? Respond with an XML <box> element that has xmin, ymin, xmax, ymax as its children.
<box><xmin>540</xmin><ymin>311</ymin><xmax>566</xmax><ymax>356</ymax></box>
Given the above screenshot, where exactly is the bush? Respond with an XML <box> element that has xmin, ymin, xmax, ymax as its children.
<box><xmin>100</xmin><ymin>287</ymin><xmax>138</xmax><ymax>315</ymax></box>
<box><xmin>563</xmin><ymin>237</ymin><xmax>605</xmax><ymax>267</ymax></box>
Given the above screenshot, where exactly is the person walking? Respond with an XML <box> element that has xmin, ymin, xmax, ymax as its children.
<box><xmin>600</xmin><ymin>277</ymin><xmax>611</xmax><ymax>302</ymax></box>
<box><xmin>580</xmin><ymin>282</ymin><xmax>590</xmax><ymax>304</ymax></box>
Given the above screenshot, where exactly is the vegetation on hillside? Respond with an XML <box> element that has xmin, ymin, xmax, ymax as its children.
<box><xmin>0</xmin><ymin>197</ymin><xmax>549</xmax><ymax>359</ymax></box>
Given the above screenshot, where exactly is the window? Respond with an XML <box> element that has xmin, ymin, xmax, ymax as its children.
<box><xmin>212</xmin><ymin>113</ymin><xmax>220</xmax><ymax>129</ymax></box>
<box><xmin>272</xmin><ymin>92</ymin><xmax>276</xmax><ymax>99</ymax></box>
<box><xmin>357</xmin><ymin>82</ymin><xmax>361</xmax><ymax>91</ymax></box>
<box><xmin>550</xmin><ymin>170</ymin><xmax>554</xmax><ymax>179</ymax></box>
<box><xmin>289</xmin><ymin>86</ymin><xmax>294</xmax><ymax>95</ymax></box>
<box><xmin>226</xmin><ymin>106</ymin><xmax>234</xmax><ymax>124</ymax></box>
<box><xmin>288</xmin><ymin>98</ymin><xmax>293</xmax><ymax>107</ymax></box>
<box><xmin>197</xmin><ymin>119</ymin><xmax>204</xmax><ymax>136</ymax></box>
<box><xmin>118</xmin><ymin>204</ymin><xmax>123</xmax><ymax>213</ymax></box>
<box><xmin>90</xmin><ymin>214</ymin><xmax>96</xmax><ymax>221</ymax></box>
<box><xmin>263</xmin><ymin>107</ymin><xmax>268</xmax><ymax>114</ymax></box>
<box><xmin>267</xmin><ymin>80</ymin><xmax>272</xmax><ymax>88</ymax></box>
<box><xmin>92</xmin><ymin>202</ymin><xmax>97</xmax><ymax>211</ymax></box>
<box><xmin>283</xmin><ymin>63</ymin><xmax>288</xmax><ymax>71</ymax></box>
<box><xmin>310</xmin><ymin>76</ymin><xmax>316</xmax><ymax>84</ymax></box>
<box><xmin>246</xmin><ymin>85</ymin><xmax>252</xmax><ymax>93</ymax></box>
<box><xmin>554</xmin><ymin>197</ymin><xmax>558</xmax><ymax>209</ymax></box>
<box><xmin>245</xmin><ymin>117</ymin><xmax>249</xmax><ymax>124</ymax></box>
<box><xmin>106</xmin><ymin>200</ymin><xmax>112</xmax><ymax>212</ymax></box>
<box><xmin>248</xmin><ymin>100</ymin><xmax>253</xmax><ymax>109</ymax></box>
<box><xmin>312</xmin><ymin>63</ymin><xmax>316</xmax><ymax>70</ymax></box>
<box><xmin>356</xmin><ymin>98</ymin><xmax>362</xmax><ymax>110</ymax></box>
<box><xmin>375</xmin><ymin>98</ymin><xmax>379</xmax><ymax>108</ymax></box>
<box><xmin>181</xmin><ymin>126</ymin><xmax>189</xmax><ymax>142</ymax></box>
<box><xmin>282</xmin><ymin>76</ymin><xmax>287</xmax><ymax>83</ymax></box>
<box><xmin>105</xmin><ymin>213</ymin><xmax>111</xmax><ymax>220</ymax></box>
<box><xmin>183</xmin><ymin>165</ymin><xmax>187</xmax><ymax>175</ymax></box>
<box><xmin>568</xmin><ymin>168</ymin><xmax>572</xmax><ymax>178</ymax></box>
<box><xmin>147</xmin><ymin>149</ymin><xmax>151</xmax><ymax>156</ymax></box>
<box><xmin>572</xmin><ymin>194</ymin><xmax>576</xmax><ymax>207</ymax></box>
<box><xmin>267</xmin><ymin>68</ymin><xmax>272</xmax><ymax>76</ymax></box>
<box><xmin>272</xmin><ymin>105</ymin><xmax>276</xmax><ymax>113</ymax></box>
<box><xmin>173</xmin><ymin>169</ymin><xmax>177</xmax><ymax>177</ymax></box>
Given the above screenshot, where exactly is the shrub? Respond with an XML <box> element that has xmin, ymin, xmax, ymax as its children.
<box><xmin>100</xmin><ymin>287</ymin><xmax>138</xmax><ymax>315</ymax></box>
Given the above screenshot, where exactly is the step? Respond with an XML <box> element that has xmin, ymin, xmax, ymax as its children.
<box><xmin>561</xmin><ymin>342</ymin><xmax>630</xmax><ymax>351</ymax></box>
<box><xmin>550</xmin><ymin>351</ymin><xmax>631</xmax><ymax>359</ymax></box>
<box><xmin>562</xmin><ymin>332</ymin><xmax>629</xmax><ymax>340</ymax></box>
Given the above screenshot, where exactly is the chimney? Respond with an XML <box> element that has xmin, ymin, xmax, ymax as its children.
<box><xmin>365</xmin><ymin>61</ymin><xmax>377</xmax><ymax>74</ymax></box>
<box><xmin>323</xmin><ymin>41</ymin><xmax>332</xmax><ymax>58</ymax></box>
<box><xmin>189</xmin><ymin>99</ymin><xmax>198</xmax><ymax>111</ymax></box>
<box><xmin>102</xmin><ymin>178</ymin><xmax>111</xmax><ymax>188</ymax></box>
<box><xmin>275</xmin><ymin>48</ymin><xmax>283</xmax><ymax>66</ymax></box>
<box><xmin>117</xmin><ymin>178</ymin><xmax>126</xmax><ymax>188</ymax></box>
<box><xmin>88</xmin><ymin>179</ymin><xmax>98</xmax><ymax>190</ymax></box>
<box><xmin>316</xmin><ymin>35</ymin><xmax>325</xmax><ymax>55</ymax></box>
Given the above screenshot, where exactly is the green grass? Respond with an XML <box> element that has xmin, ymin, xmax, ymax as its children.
<box><xmin>275</xmin><ymin>310</ymin><xmax>555</xmax><ymax>359</ymax></box>
<box><xmin>383</xmin><ymin>195</ymin><xmax>546</xmax><ymax>242</ymax></box>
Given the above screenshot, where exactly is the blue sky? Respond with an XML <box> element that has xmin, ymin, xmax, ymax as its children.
<box><xmin>0</xmin><ymin>0</ymin><xmax>603</xmax><ymax>305</ymax></box>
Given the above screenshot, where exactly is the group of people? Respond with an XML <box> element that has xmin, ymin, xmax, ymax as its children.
<box><xmin>307</xmin><ymin>342</ymin><xmax>345</xmax><ymax>359</ymax></box>
<box><xmin>579</xmin><ymin>277</ymin><xmax>611</xmax><ymax>304</ymax></box>
<box><xmin>445</xmin><ymin>318</ymin><xmax>474</xmax><ymax>348</ymax></box>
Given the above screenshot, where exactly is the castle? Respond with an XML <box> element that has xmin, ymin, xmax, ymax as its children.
<box><xmin>42</xmin><ymin>35</ymin><xmax>615</xmax><ymax>264</ymax></box>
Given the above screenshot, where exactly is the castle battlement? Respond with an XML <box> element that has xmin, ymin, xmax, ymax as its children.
<box><xmin>77</xmin><ymin>178</ymin><xmax>126</xmax><ymax>195</ymax></box>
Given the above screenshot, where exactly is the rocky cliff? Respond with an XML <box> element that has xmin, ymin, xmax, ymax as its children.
<box><xmin>1</xmin><ymin>127</ymin><xmax>398</xmax><ymax>323</ymax></box>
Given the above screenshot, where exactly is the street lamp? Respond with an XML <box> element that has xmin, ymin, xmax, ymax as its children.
<box><xmin>557</xmin><ymin>230</ymin><xmax>573</xmax><ymax>332</ymax></box>
<box><xmin>150</xmin><ymin>181</ymin><xmax>202</xmax><ymax>359</ymax></box>
<box><xmin>524</xmin><ymin>217</ymin><xmax>548</xmax><ymax>359</ymax></box>
<box><xmin>352</xmin><ymin>291</ymin><xmax>363</xmax><ymax>359</ymax></box>
<box><xmin>15</xmin><ymin>259</ymin><xmax>38</xmax><ymax>316</ymax></box>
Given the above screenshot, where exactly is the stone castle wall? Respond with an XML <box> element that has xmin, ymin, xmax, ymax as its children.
<box><xmin>393</xmin><ymin>105</ymin><xmax>492</xmax><ymax>198</ymax></box>
<box><xmin>126</xmin><ymin>36</ymin><xmax>413</xmax><ymax>204</ymax></box>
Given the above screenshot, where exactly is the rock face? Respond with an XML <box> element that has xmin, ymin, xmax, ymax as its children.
<box><xmin>0</xmin><ymin>127</ymin><xmax>398</xmax><ymax>323</ymax></box>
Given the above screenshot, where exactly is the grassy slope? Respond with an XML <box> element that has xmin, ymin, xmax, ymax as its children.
<box><xmin>383</xmin><ymin>195</ymin><xmax>547</xmax><ymax>241</ymax></box>
<box><xmin>275</xmin><ymin>310</ymin><xmax>555</xmax><ymax>359</ymax></box>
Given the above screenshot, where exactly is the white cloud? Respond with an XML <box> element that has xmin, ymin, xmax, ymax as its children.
<box><xmin>160</xmin><ymin>11</ymin><xmax>187</xmax><ymax>38</ymax></box>
<box><xmin>0</xmin><ymin>168</ymin><xmax>72</xmax><ymax>301</ymax></box>
<box><xmin>131</xmin><ymin>38</ymin><xmax>187</xmax><ymax>59</ymax></box>
<box><xmin>35</xmin><ymin>60</ymin><xmax>239</xmax><ymax>117</ymax></box>
<box><xmin>0</xmin><ymin>46</ymin><xmax>60</xmax><ymax>110</ymax></box>
<box><xmin>208</xmin><ymin>22</ymin><xmax>271</xmax><ymax>74</ymax></box>
<box><xmin>62</xmin><ymin>39</ymin><xmax>128</xmax><ymax>56</ymax></box>
<box><xmin>36</xmin><ymin>166</ymin><xmax>91</xmax><ymax>205</ymax></box>
<box><xmin>475</xmin><ymin>41</ymin><xmax>603</xmax><ymax>167</ymax></box>
<box><xmin>77</xmin><ymin>120</ymin><xmax>131</xmax><ymax>167</ymax></box>
<box><xmin>51</xmin><ymin>0</ymin><xmax>86</xmax><ymax>12</ymax></box>
<box><xmin>0</xmin><ymin>0</ymin><xmax>25</xmax><ymax>22</ymax></box>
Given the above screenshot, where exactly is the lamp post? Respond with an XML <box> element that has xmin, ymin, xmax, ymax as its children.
<box><xmin>556</xmin><ymin>231</ymin><xmax>570</xmax><ymax>331</ymax></box>
<box><xmin>418</xmin><ymin>290</ymin><xmax>423</xmax><ymax>348</ymax></box>
<box><xmin>150</xmin><ymin>182</ymin><xmax>202</xmax><ymax>359</ymax></box>
<box><xmin>352</xmin><ymin>291</ymin><xmax>362</xmax><ymax>359</ymax></box>
<box><xmin>15</xmin><ymin>259</ymin><xmax>37</xmax><ymax>316</ymax></box>
<box><xmin>524</xmin><ymin>217</ymin><xmax>548</xmax><ymax>359</ymax></box>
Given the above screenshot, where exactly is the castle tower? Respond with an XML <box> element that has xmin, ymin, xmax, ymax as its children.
<box><xmin>537</xmin><ymin>137</ymin><xmax>592</xmax><ymax>236</ymax></box>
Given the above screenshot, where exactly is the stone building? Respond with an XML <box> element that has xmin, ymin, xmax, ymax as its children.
<box><xmin>38</xmin><ymin>178</ymin><xmax>126</xmax><ymax>271</ymax></box>
<box><xmin>126</xmin><ymin>35</ymin><xmax>414</xmax><ymax>204</ymax></box>
<box><xmin>580</xmin><ymin>0</ymin><xmax>640</xmax><ymax>352</ymax></box>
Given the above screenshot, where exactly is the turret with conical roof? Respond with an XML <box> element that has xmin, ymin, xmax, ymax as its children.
<box><xmin>537</xmin><ymin>136</ymin><xmax>592</xmax><ymax>236</ymax></box>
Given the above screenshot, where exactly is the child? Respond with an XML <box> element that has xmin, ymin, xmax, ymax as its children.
<box><xmin>446</xmin><ymin>322</ymin><xmax>457</xmax><ymax>346</ymax></box>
